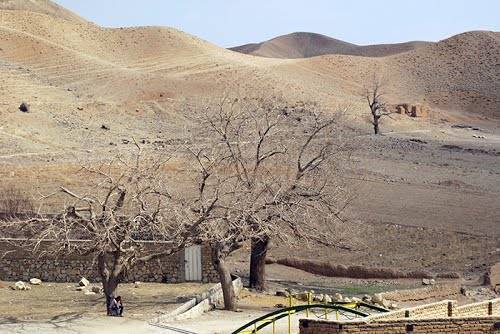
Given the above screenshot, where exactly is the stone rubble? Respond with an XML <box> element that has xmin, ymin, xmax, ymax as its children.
<box><xmin>78</xmin><ymin>277</ymin><xmax>90</xmax><ymax>287</ymax></box>
<box><xmin>29</xmin><ymin>278</ymin><xmax>42</xmax><ymax>285</ymax></box>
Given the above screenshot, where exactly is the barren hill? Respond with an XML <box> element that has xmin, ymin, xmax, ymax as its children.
<box><xmin>230</xmin><ymin>32</ymin><xmax>432</xmax><ymax>58</ymax></box>
<box><xmin>0</xmin><ymin>8</ymin><xmax>284</xmax><ymax>104</ymax></box>
<box><xmin>0</xmin><ymin>7</ymin><xmax>290</xmax><ymax>156</ymax></box>
<box><xmin>267</xmin><ymin>30</ymin><xmax>500</xmax><ymax>117</ymax></box>
<box><xmin>0</xmin><ymin>7</ymin><xmax>498</xmax><ymax>155</ymax></box>
<box><xmin>0</xmin><ymin>5</ymin><xmax>497</xmax><ymax>146</ymax></box>
<box><xmin>0</xmin><ymin>0</ymin><xmax>87</xmax><ymax>23</ymax></box>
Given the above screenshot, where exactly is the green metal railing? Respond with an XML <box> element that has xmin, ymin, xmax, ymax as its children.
<box><xmin>232</xmin><ymin>293</ymin><xmax>389</xmax><ymax>334</ymax></box>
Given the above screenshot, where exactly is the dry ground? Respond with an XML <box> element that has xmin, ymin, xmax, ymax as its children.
<box><xmin>0</xmin><ymin>270</ymin><xmax>493</xmax><ymax>334</ymax></box>
<box><xmin>2</xmin><ymin>123</ymin><xmax>499</xmax><ymax>279</ymax></box>
<box><xmin>0</xmin><ymin>277</ymin><xmax>418</xmax><ymax>334</ymax></box>
<box><xmin>0</xmin><ymin>275</ymin><xmax>483</xmax><ymax>334</ymax></box>
<box><xmin>0</xmin><ymin>282</ymin><xmax>209</xmax><ymax>321</ymax></box>
<box><xmin>225</xmin><ymin>125</ymin><xmax>500</xmax><ymax>279</ymax></box>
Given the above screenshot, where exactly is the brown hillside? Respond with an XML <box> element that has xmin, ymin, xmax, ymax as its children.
<box><xmin>0</xmin><ymin>0</ymin><xmax>87</xmax><ymax>23</ymax></box>
<box><xmin>0</xmin><ymin>7</ymin><xmax>497</xmax><ymax>134</ymax></box>
<box><xmin>393</xmin><ymin>31</ymin><xmax>500</xmax><ymax>116</ymax></box>
<box><xmin>230</xmin><ymin>32</ymin><xmax>432</xmax><ymax>58</ymax></box>
<box><xmin>0</xmin><ymin>9</ymin><xmax>285</xmax><ymax>104</ymax></box>
<box><xmin>267</xmin><ymin>31</ymin><xmax>500</xmax><ymax>117</ymax></box>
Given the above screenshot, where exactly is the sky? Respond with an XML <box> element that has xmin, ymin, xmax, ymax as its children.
<box><xmin>54</xmin><ymin>0</ymin><xmax>500</xmax><ymax>47</ymax></box>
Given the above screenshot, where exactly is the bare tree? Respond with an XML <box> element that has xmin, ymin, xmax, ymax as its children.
<box><xmin>244</xmin><ymin>103</ymin><xmax>353</xmax><ymax>291</ymax></box>
<box><xmin>4</xmin><ymin>146</ymin><xmax>194</xmax><ymax>314</ymax></box>
<box><xmin>0</xmin><ymin>187</ymin><xmax>34</xmax><ymax>219</ymax></box>
<box><xmin>184</xmin><ymin>96</ymin><xmax>353</xmax><ymax>307</ymax></box>
<box><xmin>366</xmin><ymin>74</ymin><xmax>393</xmax><ymax>135</ymax></box>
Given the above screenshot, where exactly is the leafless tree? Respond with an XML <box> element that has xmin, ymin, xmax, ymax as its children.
<box><xmin>0</xmin><ymin>187</ymin><xmax>34</xmax><ymax>219</ymax></box>
<box><xmin>366</xmin><ymin>74</ymin><xmax>393</xmax><ymax>135</ymax></box>
<box><xmin>184</xmin><ymin>96</ymin><xmax>353</xmax><ymax>308</ymax></box>
<box><xmin>3</xmin><ymin>145</ymin><xmax>197</xmax><ymax>314</ymax></box>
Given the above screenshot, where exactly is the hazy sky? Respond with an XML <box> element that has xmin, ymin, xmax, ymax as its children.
<box><xmin>54</xmin><ymin>0</ymin><xmax>500</xmax><ymax>47</ymax></box>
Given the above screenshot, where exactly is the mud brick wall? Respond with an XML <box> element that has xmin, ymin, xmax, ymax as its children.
<box><xmin>0</xmin><ymin>242</ymin><xmax>218</xmax><ymax>283</ymax></box>
<box><xmin>486</xmin><ymin>263</ymin><xmax>500</xmax><ymax>292</ymax></box>
<box><xmin>300</xmin><ymin>317</ymin><xmax>500</xmax><ymax>334</ymax></box>
<box><xmin>455</xmin><ymin>298</ymin><xmax>500</xmax><ymax>317</ymax></box>
<box><xmin>369</xmin><ymin>300</ymin><xmax>455</xmax><ymax>321</ymax></box>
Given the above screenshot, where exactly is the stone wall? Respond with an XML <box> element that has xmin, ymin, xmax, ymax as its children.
<box><xmin>275</xmin><ymin>257</ymin><xmax>435</xmax><ymax>279</ymax></box>
<box><xmin>300</xmin><ymin>317</ymin><xmax>500</xmax><ymax>334</ymax></box>
<box><xmin>0</xmin><ymin>241</ymin><xmax>218</xmax><ymax>283</ymax></box>
<box><xmin>200</xmin><ymin>245</ymin><xmax>219</xmax><ymax>283</ymax></box>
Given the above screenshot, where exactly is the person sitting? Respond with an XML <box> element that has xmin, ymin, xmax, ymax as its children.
<box><xmin>109</xmin><ymin>296</ymin><xmax>124</xmax><ymax>316</ymax></box>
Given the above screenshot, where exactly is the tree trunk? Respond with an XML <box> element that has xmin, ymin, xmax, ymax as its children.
<box><xmin>211</xmin><ymin>247</ymin><xmax>236</xmax><ymax>311</ymax></box>
<box><xmin>102</xmin><ymin>277</ymin><xmax>119</xmax><ymax>315</ymax></box>
<box><xmin>249</xmin><ymin>236</ymin><xmax>269</xmax><ymax>291</ymax></box>
<box><xmin>373</xmin><ymin>117</ymin><xmax>380</xmax><ymax>135</ymax></box>
<box><xmin>98</xmin><ymin>253</ymin><xmax>122</xmax><ymax>315</ymax></box>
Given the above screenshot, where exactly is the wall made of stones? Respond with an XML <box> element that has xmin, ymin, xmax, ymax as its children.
<box><xmin>0</xmin><ymin>242</ymin><xmax>218</xmax><ymax>283</ymax></box>
<box><xmin>0</xmin><ymin>252</ymin><xmax>184</xmax><ymax>283</ymax></box>
<box><xmin>201</xmin><ymin>245</ymin><xmax>218</xmax><ymax>283</ymax></box>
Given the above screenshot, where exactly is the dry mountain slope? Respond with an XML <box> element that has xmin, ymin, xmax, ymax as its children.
<box><xmin>0</xmin><ymin>6</ymin><xmax>298</xmax><ymax>154</ymax></box>
<box><xmin>230</xmin><ymin>32</ymin><xmax>432</xmax><ymax>58</ymax></box>
<box><xmin>0</xmin><ymin>8</ymin><xmax>287</xmax><ymax>104</ymax></box>
<box><xmin>0</xmin><ymin>1</ymin><xmax>497</xmax><ymax>119</ymax></box>
<box><xmin>0</xmin><ymin>0</ymin><xmax>87</xmax><ymax>23</ymax></box>
<box><xmin>389</xmin><ymin>31</ymin><xmax>500</xmax><ymax>116</ymax></box>
<box><xmin>0</xmin><ymin>1</ymin><xmax>498</xmax><ymax>150</ymax></box>
<box><xmin>268</xmin><ymin>31</ymin><xmax>500</xmax><ymax>118</ymax></box>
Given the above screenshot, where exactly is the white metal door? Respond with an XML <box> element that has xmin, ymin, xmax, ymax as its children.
<box><xmin>184</xmin><ymin>245</ymin><xmax>202</xmax><ymax>281</ymax></box>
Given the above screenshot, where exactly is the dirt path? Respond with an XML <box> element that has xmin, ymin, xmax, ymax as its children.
<box><xmin>0</xmin><ymin>317</ymin><xmax>164</xmax><ymax>334</ymax></box>
<box><xmin>153</xmin><ymin>310</ymin><xmax>302</xmax><ymax>334</ymax></box>
<box><xmin>0</xmin><ymin>311</ymin><xmax>301</xmax><ymax>334</ymax></box>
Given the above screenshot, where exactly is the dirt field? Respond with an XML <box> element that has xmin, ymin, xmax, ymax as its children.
<box><xmin>0</xmin><ymin>282</ymin><xmax>209</xmax><ymax>321</ymax></box>
<box><xmin>224</xmin><ymin>128</ymin><xmax>500</xmax><ymax>279</ymax></box>
<box><xmin>0</xmin><ymin>276</ymin><xmax>420</xmax><ymax>334</ymax></box>
<box><xmin>2</xmin><ymin>124</ymin><xmax>499</xmax><ymax>280</ymax></box>
<box><xmin>0</xmin><ymin>273</ymin><xmax>478</xmax><ymax>334</ymax></box>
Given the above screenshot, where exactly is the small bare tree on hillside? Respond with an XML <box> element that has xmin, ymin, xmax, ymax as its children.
<box><xmin>3</xmin><ymin>147</ymin><xmax>196</xmax><ymax>314</ymax></box>
<box><xmin>366</xmin><ymin>74</ymin><xmax>393</xmax><ymax>135</ymax></box>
